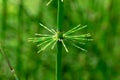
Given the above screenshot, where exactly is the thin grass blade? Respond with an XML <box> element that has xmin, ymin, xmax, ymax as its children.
<box><xmin>71</xmin><ymin>42</ymin><xmax>88</xmax><ymax>52</ymax></box>
<box><xmin>64</xmin><ymin>24</ymin><xmax>81</xmax><ymax>36</ymax></box>
<box><xmin>46</xmin><ymin>0</ymin><xmax>53</xmax><ymax>6</ymax></box>
<box><xmin>65</xmin><ymin>33</ymin><xmax>91</xmax><ymax>38</ymax></box>
<box><xmin>28</xmin><ymin>37</ymin><xmax>52</xmax><ymax>43</ymax></box>
<box><xmin>51</xmin><ymin>40</ymin><xmax>58</xmax><ymax>49</ymax></box>
<box><xmin>65</xmin><ymin>37</ymin><xmax>93</xmax><ymax>41</ymax></box>
<box><xmin>61</xmin><ymin>40</ymin><xmax>68</xmax><ymax>53</ymax></box>
<box><xmin>72</xmin><ymin>38</ymin><xmax>93</xmax><ymax>41</ymax></box>
<box><xmin>37</xmin><ymin>39</ymin><xmax>55</xmax><ymax>53</ymax></box>
<box><xmin>51</xmin><ymin>29</ymin><xmax>56</xmax><ymax>34</ymax></box>
<box><xmin>37</xmin><ymin>39</ymin><xmax>53</xmax><ymax>47</ymax></box>
<box><xmin>65</xmin><ymin>25</ymin><xmax>87</xmax><ymax>35</ymax></box>
<box><xmin>39</xmin><ymin>23</ymin><xmax>54</xmax><ymax>34</ymax></box>
<box><xmin>35</xmin><ymin>33</ymin><xmax>53</xmax><ymax>37</ymax></box>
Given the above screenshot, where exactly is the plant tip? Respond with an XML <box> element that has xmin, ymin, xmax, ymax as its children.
<box><xmin>46</xmin><ymin>0</ymin><xmax>53</xmax><ymax>6</ymax></box>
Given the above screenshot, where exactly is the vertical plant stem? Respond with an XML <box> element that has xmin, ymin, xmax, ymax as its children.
<box><xmin>1</xmin><ymin>0</ymin><xmax>18</xmax><ymax>79</ymax></box>
<box><xmin>0</xmin><ymin>46</ymin><xmax>19</xmax><ymax>80</ymax></box>
<box><xmin>17</xmin><ymin>0</ymin><xmax>24</xmax><ymax>77</ymax></box>
<box><xmin>57</xmin><ymin>0</ymin><xmax>63</xmax><ymax>80</ymax></box>
<box><xmin>57</xmin><ymin>42</ymin><xmax>62</xmax><ymax>80</ymax></box>
<box><xmin>57</xmin><ymin>0</ymin><xmax>63</xmax><ymax>32</ymax></box>
<box><xmin>1</xmin><ymin>0</ymin><xmax>7</xmax><ymax>43</ymax></box>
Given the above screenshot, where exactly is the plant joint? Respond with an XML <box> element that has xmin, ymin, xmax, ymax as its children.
<box><xmin>57</xmin><ymin>32</ymin><xmax>63</xmax><ymax>41</ymax></box>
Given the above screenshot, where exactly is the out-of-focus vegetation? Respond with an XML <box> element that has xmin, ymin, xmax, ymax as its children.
<box><xmin>0</xmin><ymin>0</ymin><xmax>120</xmax><ymax>80</ymax></box>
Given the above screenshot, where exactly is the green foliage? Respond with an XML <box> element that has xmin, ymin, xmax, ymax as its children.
<box><xmin>0</xmin><ymin>0</ymin><xmax>120</xmax><ymax>80</ymax></box>
<box><xmin>29</xmin><ymin>23</ymin><xmax>92</xmax><ymax>53</ymax></box>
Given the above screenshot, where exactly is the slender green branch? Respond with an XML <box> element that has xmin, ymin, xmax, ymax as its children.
<box><xmin>57</xmin><ymin>41</ymin><xmax>62</xmax><ymax>80</ymax></box>
<box><xmin>57</xmin><ymin>0</ymin><xmax>63</xmax><ymax>80</ymax></box>
<box><xmin>1</xmin><ymin>0</ymin><xmax>7</xmax><ymax>43</ymax></box>
<box><xmin>57</xmin><ymin>0</ymin><xmax>63</xmax><ymax>31</ymax></box>
<box><xmin>0</xmin><ymin>45</ymin><xmax>19</xmax><ymax>80</ymax></box>
<box><xmin>17</xmin><ymin>0</ymin><xmax>24</xmax><ymax>76</ymax></box>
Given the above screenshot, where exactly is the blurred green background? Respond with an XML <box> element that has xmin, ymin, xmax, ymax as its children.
<box><xmin>0</xmin><ymin>0</ymin><xmax>120</xmax><ymax>80</ymax></box>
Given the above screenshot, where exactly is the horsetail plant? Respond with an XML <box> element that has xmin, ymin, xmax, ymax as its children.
<box><xmin>28</xmin><ymin>0</ymin><xmax>92</xmax><ymax>80</ymax></box>
<box><xmin>0</xmin><ymin>44</ymin><xmax>19</xmax><ymax>80</ymax></box>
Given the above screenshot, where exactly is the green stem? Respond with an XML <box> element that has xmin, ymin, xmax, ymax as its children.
<box><xmin>0</xmin><ymin>46</ymin><xmax>19</xmax><ymax>80</ymax></box>
<box><xmin>57</xmin><ymin>0</ymin><xmax>63</xmax><ymax>80</ymax></box>
<box><xmin>57</xmin><ymin>42</ymin><xmax>62</xmax><ymax>80</ymax></box>
<box><xmin>57</xmin><ymin>0</ymin><xmax>63</xmax><ymax>31</ymax></box>
<box><xmin>1</xmin><ymin>0</ymin><xmax>7</xmax><ymax>43</ymax></box>
<box><xmin>17</xmin><ymin>0</ymin><xmax>24</xmax><ymax>77</ymax></box>
<box><xmin>1</xmin><ymin>0</ymin><xmax>18</xmax><ymax>79</ymax></box>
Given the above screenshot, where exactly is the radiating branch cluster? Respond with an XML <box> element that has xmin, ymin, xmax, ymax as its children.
<box><xmin>28</xmin><ymin>23</ymin><xmax>92</xmax><ymax>53</ymax></box>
